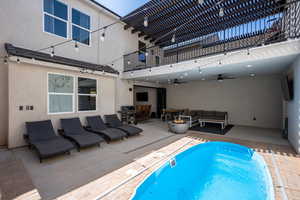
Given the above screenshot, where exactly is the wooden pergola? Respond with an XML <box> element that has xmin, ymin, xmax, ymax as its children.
<box><xmin>122</xmin><ymin>0</ymin><xmax>286</xmax><ymax>47</ymax></box>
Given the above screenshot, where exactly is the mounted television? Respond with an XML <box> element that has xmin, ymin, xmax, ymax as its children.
<box><xmin>281</xmin><ymin>75</ymin><xmax>293</xmax><ymax>101</ymax></box>
<box><xmin>136</xmin><ymin>92</ymin><xmax>148</xmax><ymax>102</ymax></box>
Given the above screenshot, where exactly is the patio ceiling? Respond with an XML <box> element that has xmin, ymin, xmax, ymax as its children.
<box><xmin>123</xmin><ymin>0</ymin><xmax>286</xmax><ymax>47</ymax></box>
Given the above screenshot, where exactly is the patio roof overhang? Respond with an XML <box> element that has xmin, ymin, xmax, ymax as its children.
<box><xmin>122</xmin><ymin>0</ymin><xmax>287</xmax><ymax>47</ymax></box>
<box><xmin>5</xmin><ymin>43</ymin><xmax>119</xmax><ymax>75</ymax></box>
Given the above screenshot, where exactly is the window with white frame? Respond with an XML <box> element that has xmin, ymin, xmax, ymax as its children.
<box><xmin>48</xmin><ymin>73</ymin><xmax>74</xmax><ymax>114</ymax></box>
<box><xmin>72</xmin><ymin>8</ymin><xmax>91</xmax><ymax>45</ymax></box>
<box><xmin>43</xmin><ymin>0</ymin><xmax>68</xmax><ymax>38</ymax></box>
<box><xmin>78</xmin><ymin>77</ymin><xmax>97</xmax><ymax>111</ymax></box>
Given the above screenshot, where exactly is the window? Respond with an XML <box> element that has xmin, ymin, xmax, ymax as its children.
<box><xmin>48</xmin><ymin>74</ymin><xmax>74</xmax><ymax>114</ymax></box>
<box><xmin>43</xmin><ymin>0</ymin><xmax>68</xmax><ymax>38</ymax></box>
<box><xmin>78</xmin><ymin>77</ymin><xmax>97</xmax><ymax>111</ymax></box>
<box><xmin>72</xmin><ymin>9</ymin><xmax>91</xmax><ymax>45</ymax></box>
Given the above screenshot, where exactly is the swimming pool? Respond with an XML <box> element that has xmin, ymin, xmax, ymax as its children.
<box><xmin>131</xmin><ymin>142</ymin><xmax>274</xmax><ymax>200</ymax></box>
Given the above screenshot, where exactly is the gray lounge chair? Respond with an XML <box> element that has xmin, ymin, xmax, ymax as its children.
<box><xmin>60</xmin><ymin>118</ymin><xmax>104</xmax><ymax>151</ymax></box>
<box><xmin>104</xmin><ymin>114</ymin><xmax>143</xmax><ymax>136</ymax></box>
<box><xmin>86</xmin><ymin>116</ymin><xmax>127</xmax><ymax>142</ymax></box>
<box><xmin>25</xmin><ymin>120</ymin><xmax>75</xmax><ymax>163</ymax></box>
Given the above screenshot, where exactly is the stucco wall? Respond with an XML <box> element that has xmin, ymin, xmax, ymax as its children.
<box><xmin>0</xmin><ymin>63</ymin><xmax>8</xmax><ymax>145</ymax></box>
<box><xmin>166</xmin><ymin>75</ymin><xmax>283</xmax><ymax>129</ymax></box>
<box><xmin>0</xmin><ymin>0</ymin><xmax>151</xmax><ymax>146</ymax></box>
<box><xmin>8</xmin><ymin>62</ymin><xmax>116</xmax><ymax>148</ymax></box>
<box><xmin>287</xmin><ymin>56</ymin><xmax>300</xmax><ymax>153</ymax></box>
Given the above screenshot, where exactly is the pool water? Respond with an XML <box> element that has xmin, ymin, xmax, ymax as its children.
<box><xmin>131</xmin><ymin>142</ymin><xmax>274</xmax><ymax>200</ymax></box>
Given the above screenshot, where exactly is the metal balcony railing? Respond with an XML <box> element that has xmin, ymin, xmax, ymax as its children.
<box><xmin>124</xmin><ymin>0</ymin><xmax>300</xmax><ymax>72</ymax></box>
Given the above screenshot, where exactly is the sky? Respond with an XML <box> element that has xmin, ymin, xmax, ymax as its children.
<box><xmin>95</xmin><ymin>0</ymin><xmax>149</xmax><ymax>16</ymax></box>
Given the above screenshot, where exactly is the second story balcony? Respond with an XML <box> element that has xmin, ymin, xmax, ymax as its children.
<box><xmin>123</xmin><ymin>0</ymin><xmax>300</xmax><ymax>72</ymax></box>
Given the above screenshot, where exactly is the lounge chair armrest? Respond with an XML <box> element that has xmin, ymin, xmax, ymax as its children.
<box><xmin>83</xmin><ymin>126</ymin><xmax>92</xmax><ymax>131</ymax></box>
<box><xmin>23</xmin><ymin>134</ymin><xmax>29</xmax><ymax>140</ymax></box>
<box><xmin>57</xmin><ymin>129</ymin><xmax>64</xmax><ymax>136</ymax></box>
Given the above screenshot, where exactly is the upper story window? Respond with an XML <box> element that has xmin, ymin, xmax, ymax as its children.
<box><xmin>43</xmin><ymin>0</ymin><xmax>68</xmax><ymax>38</ymax></box>
<box><xmin>72</xmin><ymin>9</ymin><xmax>91</xmax><ymax>45</ymax></box>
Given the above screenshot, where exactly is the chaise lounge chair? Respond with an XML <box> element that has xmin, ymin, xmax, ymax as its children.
<box><xmin>86</xmin><ymin>116</ymin><xmax>127</xmax><ymax>142</ymax></box>
<box><xmin>104</xmin><ymin>114</ymin><xmax>143</xmax><ymax>136</ymax></box>
<box><xmin>60</xmin><ymin>118</ymin><xmax>105</xmax><ymax>151</ymax></box>
<box><xmin>25</xmin><ymin>120</ymin><xmax>75</xmax><ymax>163</ymax></box>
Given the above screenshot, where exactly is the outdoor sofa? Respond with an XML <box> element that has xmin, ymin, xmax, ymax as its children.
<box><xmin>104</xmin><ymin>114</ymin><xmax>143</xmax><ymax>136</ymax></box>
<box><xmin>180</xmin><ymin>110</ymin><xmax>228</xmax><ymax>128</ymax></box>
<box><xmin>86</xmin><ymin>115</ymin><xmax>127</xmax><ymax>142</ymax></box>
<box><xmin>24</xmin><ymin>120</ymin><xmax>75</xmax><ymax>163</ymax></box>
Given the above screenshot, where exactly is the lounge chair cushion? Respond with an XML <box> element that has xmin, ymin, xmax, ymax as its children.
<box><xmin>61</xmin><ymin>118</ymin><xmax>86</xmax><ymax>135</ymax></box>
<box><xmin>86</xmin><ymin>116</ymin><xmax>107</xmax><ymax>131</ymax></box>
<box><xmin>61</xmin><ymin>118</ymin><xmax>104</xmax><ymax>148</ymax></box>
<box><xmin>94</xmin><ymin>128</ymin><xmax>126</xmax><ymax>140</ymax></box>
<box><xmin>26</xmin><ymin>120</ymin><xmax>57</xmax><ymax>142</ymax></box>
<box><xmin>118</xmin><ymin>125</ymin><xmax>143</xmax><ymax>136</ymax></box>
<box><xmin>31</xmin><ymin>137</ymin><xmax>74</xmax><ymax>158</ymax></box>
<box><xmin>66</xmin><ymin>132</ymin><xmax>104</xmax><ymax>147</ymax></box>
<box><xmin>104</xmin><ymin>114</ymin><xmax>123</xmax><ymax>127</ymax></box>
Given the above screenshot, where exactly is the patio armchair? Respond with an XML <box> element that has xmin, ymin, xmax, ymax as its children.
<box><xmin>104</xmin><ymin>114</ymin><xmax>143</xmax><ymax>136</ymax></box>
<box><xmin>179</xmin><ymin>110</ymin><xmax>201</xmax><ymax>128</ymax></box>
<box><xmin>25</xmin><ymin>120</ymin><xmax>75</xmax><ymax>163</ymax></box>
<box><xmin>60</xmin><ymin>118</ymin><xmax>105</xmax><ymax>151</ymax></box>
<box><xmin>86</xmin><ymin>116</ymin><xmax>127</xmax><ymax>142</ymax></box>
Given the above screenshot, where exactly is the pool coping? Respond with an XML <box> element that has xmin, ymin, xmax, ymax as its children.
<box><xmin>56</xmin><ymin>133</ymin><xmax>300</xmax><ymax>200</ymax></box>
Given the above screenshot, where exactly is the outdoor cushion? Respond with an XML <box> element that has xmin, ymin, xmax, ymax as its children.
<box><xmin>26</xmin><ymin>120</ymin><xmax>57</xmax><ymax>142</ymax></box>
<box><xmin>104</xmin><ymin>114</ymin><xmax>143</xmax><ymax>136</ymax></box>
<box><xmin>97</xmin><ymin>128</ymin><xmax>126</xmax><ymax>140</ymax></box>
<box><xmin>31</xmin><ymin>137</ymin><xmax>74</xmax><ymax>158</ymax></box>
<box><xmin>86</xmin><ymin>116</ymin><xmax>107</xmax><ymax>131</ymax></box>
<box><xmin>25</xmin><ymin>120</ymin><xmax>75</xmax><ymax>162</ymax></box>
<box><xmin>104</xmin><ymin>114</ymin><xmax>123</xmax><ymax>127</ymax></box>
<box><xmin>61</xmin><ymin>118</ymin><xmax>104</xmax><ymax>148</ymax></box>
<box><xmin>86</xmin><ymin>116</ymin><xmax>126</xmax><ymax>141</ymax></box>
<box><xmin>118</xmin><ymin>125</ymin><xmax>143</xmax><ymax>136</ymax></box>
<box><xmin>65</xmin><ymin>133</ymin><xmax>104</xmax><ymax>148</ymax></box>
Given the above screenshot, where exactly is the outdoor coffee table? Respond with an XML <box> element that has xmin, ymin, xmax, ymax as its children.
<box><xmin>199</xmin><ymin>119</ymin><xmax>226</xmax><ymax>130</ymax></box>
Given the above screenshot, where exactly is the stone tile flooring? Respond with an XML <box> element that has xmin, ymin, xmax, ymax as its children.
<box><xmin>57</xmin><ymin>133</ymin><xmax>300</xmax><ymax>200</ymax></box>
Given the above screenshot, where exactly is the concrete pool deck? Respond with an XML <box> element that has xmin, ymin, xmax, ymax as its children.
<box><xmin>0</xmin><ymin>120</ymin><xmax>298</xmax><ymax>200</ymax></box>
<box><xmin>56</xmin><ymin>132</ymin><xmax>300</xmax><ymax>200</ymax></box>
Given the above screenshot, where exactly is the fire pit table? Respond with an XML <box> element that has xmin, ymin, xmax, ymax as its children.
<box><xmin>168</xmin><ymin>120</ymin><xmax>189</xmax><ymax>134</ymax></box>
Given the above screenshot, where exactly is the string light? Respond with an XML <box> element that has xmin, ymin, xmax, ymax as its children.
<box><xmin>75</xmin><ymin>42</ymin><xmax>79</xmax><ymax>52</ymax></box>
<box><xmin>144</xmin><ymin>16</ymin><xmax>148</xmax><ymax>27</ymax></box>
<box><xmin>50</xmin><ymin>46</ymin><xmax>55</xmax><ymax>57</ymax></box>
<box><xmin>171</xmin><ymin>33</ymin><xmax>176</xmax><ymax>43</ymax></box>
<box><xmin>219</xmin><ymin>7</ymin><xmax>224</xmax><ymax>17</ymax></box>
<box><xmin>198</xmin><ymin>68</ymin><xmax>202</xmax><ymax>74</ymax></box>
<box><xmin>198</xmin><ymin>0</ymin><xmax>204</xmax><ymax>4</ymax></box>
<box><xmin>100</xmin><ymin>28</ymin><xmax>106</xmax><ymax>42</ymax></box>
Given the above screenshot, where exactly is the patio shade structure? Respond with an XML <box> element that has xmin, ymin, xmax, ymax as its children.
<box><xmin>122</xmin><ymin>0</ymin><xmax>287</xmax><ymax>47</ymax></box>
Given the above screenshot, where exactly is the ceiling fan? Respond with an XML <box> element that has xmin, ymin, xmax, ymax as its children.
<box><xmin>216</xmin><ymin>74</ymin><xmax>236</xmax><ymax>82</ymax></box>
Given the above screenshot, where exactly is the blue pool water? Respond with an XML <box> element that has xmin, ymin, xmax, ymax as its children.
<box><xmin>131</xmin><ymin>142</ymin><xmax>274</xmax><ymax>200</ymax></box>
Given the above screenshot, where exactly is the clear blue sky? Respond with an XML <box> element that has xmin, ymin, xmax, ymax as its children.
<box><xmin>96</xmin><ymin>0</ymin><xmax>149</xmax><ymax>16</ymax></box>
